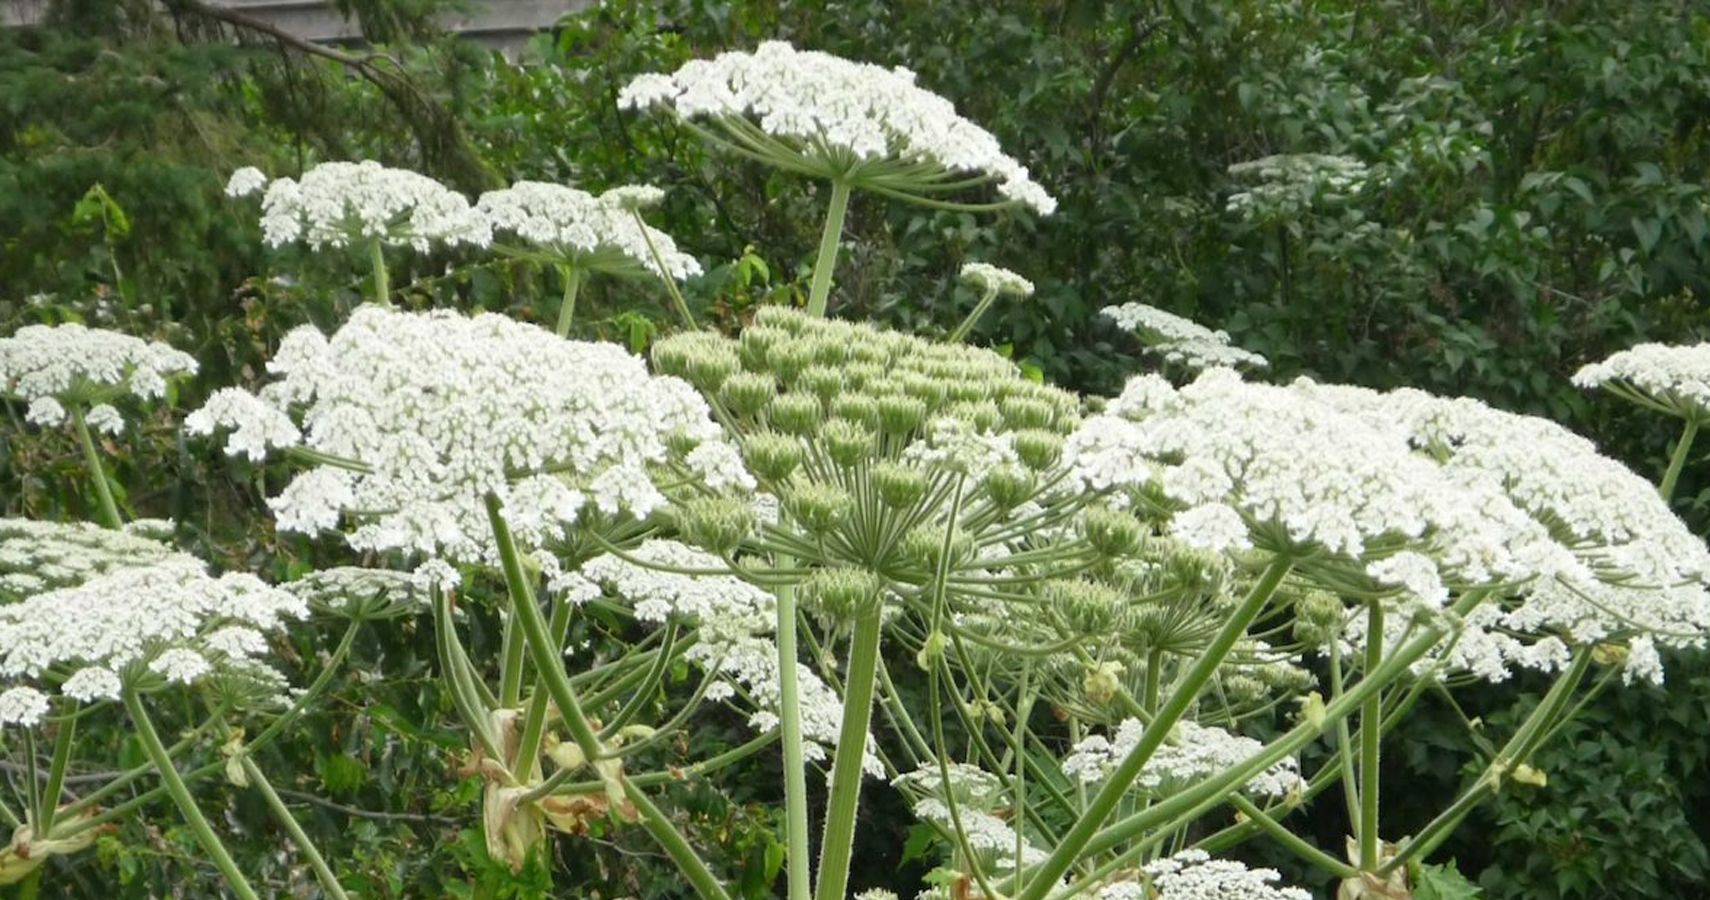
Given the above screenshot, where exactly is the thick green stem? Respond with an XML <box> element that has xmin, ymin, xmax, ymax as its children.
<box><xmin>370</xmin><ymin>238</ymin><xmax>390</xmax><ymax>306</ymax></box>
<box><xmin>1660</xmin><ymin>417</ymin><xmax>1699</xmax><ymax>502</ymax></box>
<box><xmin>238</xmin><ymin>753</ymin><xmax>351</xmax><ymax>900</ymax></box>
<box><xmin>776</xmin><ymin>567</ymin><xmax>812</xmax><ymax>900</ymax></box>
<box><xmin>805</xmin><ymin>180</ymin><xmax>852</xmax><ymax>318</ymax></box>
<box><xmin>1016</xmin><ymin>558</ymin><xmax>1293</xmax><ymax>900</ymax></box>
<box><xmin>37</xmin><ymin>710</ymin><xmax>77</xmax><ymax>831</ymax></box>
<box><xmin>1228</xmin><ymin>793</ymin><xmax>1356</xmax><ymax>879</ymax></box>
<box><xmin>632</xmin><ymin>210</ymin><xmax>698</xmax><ymax>328</ymax></box>
<box><xmin>947</xmin><ymin>286</ymin><xmax>1000</xmax><ymax>344</ymax></box>
<box><xmin>485</xmin><ymin>497</ymin><xmax>729</xmax><ymax>900</ymax></box>
<box><xmin>122</xmin><ymin>690</ymin><xmax>261</xmax><ymax>900</ymax></box>
<box><xmin>1379</xmin><ymin>649</ymin><xmax>1594</xmax><ymax>876</ymax></box>
<box><xmin>1358</xmin><ymin>602</ymin><xmax>1385</xmax><ymax>870</ymax></box>
<box><xmin>70</xmin><ymin>407</ymin><xmax>122</xmax><ymax>529</ymax></box>
<box><xmin>812</xmin><ymin>605</ymin><xmax>884</xmax><ymax>900</ymax></box>
<box><xmin>555</xmin><ymin>265</ymin><xmax>582</xmax><ymax>337</ymax></box>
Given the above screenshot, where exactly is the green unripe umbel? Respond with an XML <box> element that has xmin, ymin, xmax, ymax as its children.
<box><xmin>897</xmin><ymin>372</ymin><xmax>949</xmax><ymax>409</ymax></box>
<box><xmin>739</xmin><ymin>325</ymin><xmax>790</xmax><ymax>370</ymax></box>
<box><xmin>1045</xmin><ymin>578</ymin><xmax>1125</xmax><ymax>635</ymax></box>
<box><xmin>948</xmin><ymin>400</ymin><xmax>1003</xmax><ymax>432</ymax></box>
<box><xmin>1014</xmin><ymin>429</ymin><xmax>1064</xmax><ymax>471</ymax></box>
<box><xmin>824</xmin><ymin>418</ymin><xmax>876</xmax><ymax>468</ymax></box>
<box><xmin>872</xmin><ymin>462</ymin><xmax>929</xmax><ymax>509</ymax></box>
<box><xmin>784</xmin><ymin>482</ymin><xmax>854</xmax><ymax>536</ymax></box>
<box><xmin>982</xmin><ymin>465</ymin><xmax>1035</xmax><ymax>511</ymax></box>
<box><xmin>768</xmin><ymin>342</ymin><xmax>816</xmax><ymax>382</ymax></box>
<box><xmin>751</xmin><ymin>305</ymin><xmax>807</xmax><ymax>333</ymax></box>
<box><xmin>1083</xmin><ymin>506</ymin><xmax>1144</xmax><ymax>558</ymax></box>
<box><xmin>829</xmin><ymin>394</ymin><xmax>881</xmax><ymax>431</ymax></box>
<box><xmin>1000</xmin><ymin>396</ymin><xmax>1055</xmax><ymax>431</ymax></box>
<box><xmin>1292</xmin><ymin>590</ymin><xmax>1345</xmax><ymax>646</ymax></box>
<box><xmin>742</xmin><ymin>431</ymin><xmax>804</xmax><ymax>482</ymax></box>
<box><xmin>901</xmin><ymin>522</ymin><xmax>975</xmax><ymax>573</ymax></box>
<box><xmin>720</xmin><ymin>371</ymin><xmax>777</xmax><ymax>418</ymax></box>
<box><xmin>800</xmin><ymin>365</ymin><xmax>845</xmax><ymax>402</ymax></box>
<box><xmin>842</xmin><ymin>362</ymin><xmax>886</xmax><ymax>391</ymax></box>
<box><xmin>677</xmin><ymin>497</ymin><xmax>757</xmax><ymax>556</ymax></box>
<box><xmin>808</xmin><ymin>337</ymin><xmax>851</xmax><ymax>367</ymax></box>
<box><xmin>652</xmin><ymin>332</ymin><xmax>739</xmax><ymax>392</ymax></box>
<box><xmin>769</xmin><ymin>392</ymin><xmax>823</xmax><ymax>436</ymax></box>
<box><xmin>664</xmin><ymin>429</ymin><xmax>702</xmax><ymax>458</ymax></box>
<box><xmin>800</xmin><ymin>566</ymin><xmax>884</xmax><ymax>619</ymax></box>
<box><xmin>876</xmin><ymin>395</ymin><xmax>928</xmax><ymax>436</ymax></box>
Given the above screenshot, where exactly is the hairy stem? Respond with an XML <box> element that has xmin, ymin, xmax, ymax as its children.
<box><xmin>238</xmin><ymin>751</ymin><xmax>351</xmax><ymax>900</ymax></box>
<box><xmin>71</xmin><ymin>407</ymin><xmax>122</xmax><ymax>529</ymax></box>
<box><xmin>555</xmin><ymin>265</ymin><xmax>583</xmax><ymax>337</ymax></box>
<box><xmin>1358</xmin><ymin>601</ymin><xmax>1384</xmax><ymax>869</ymax></box>
<box><xmin>1660</xmin><ymin>416</ymin><xmax>1699</xmax><ymax>502</ymax></box>
<box><xmin>947</xmin><ymin>285</ymin><xmax>1000</xmax><ymax>343</ymax></box>
<box><xmin>370</xmin><ymin>238</ymin><xmax>390</xmax><ymax>306</ymax></box>
<box><xmin>776</xmin><ymin>563</ymin><xmax>812</xmax><ymax>900</ymax></box>
<box><xmin>805</xmin><ymin>180</ymin><xmax>852</xmax><ymax>318</ymax></box>
<box><xmin>123</xmin><ymin>690</ymin><xmax>261</xmax><ymax>900</ymax></box>
<box><xmin>812</xmin><ymin>605</ymin><xmax>884</xmax><ymax>900</ymax></box>
<box><xmin>1017</xmin><ymin>557</ymin><xmax>1293</xmax><ymax>900</ymax></box>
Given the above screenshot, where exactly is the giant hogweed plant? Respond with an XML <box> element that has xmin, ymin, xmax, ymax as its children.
<box><xmin>3</xmin><ymin>40</ymin><xmax>1710</xmax><ymax>900</ymax></box>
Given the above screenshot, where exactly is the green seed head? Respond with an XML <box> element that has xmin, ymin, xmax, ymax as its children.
<box><xmin>720</xmin><ymin>371</ymin><xmax>778</xmax><ymax>418</ymax></box>
<box><xmin>742</xmin><ymin>431</ymin><xmax>803</xmax><ymax>482</ymax></box>
<box><xmin>800</xmin><ymin>566</ymin><xmax>884</xmax><ymax>619</ymax></box>
<box><xmin>872</xmin><ymin>462</ymin><xmax>929</xmax><ymax>509</ymax></box>
<box><xmin>824</xmin><ymin>418</ymin><xmax>876</xmax><ymax>468</ymax></box>
<box><xmin>677</xmin><ymin>497</ymin><xmax>757</xmax><ymax>556</ymax></box>
<box><xmin>901</xmin><ymin>522</ymin><xmax>974</xmax><ymax>572</ymax></box>
<box><xmin>769</xmin><ymin>392</ymin><xmax>823</xmax><ymax>436</ymax></box>
<box><xmin>1000</xmin><ymin>396</ymin><xmax>1055</xmax><ymax>431</ymax></box>
<box><xmin>1013</xmin><ymin>429</ymin><xmax>1064</xmax><ymax>471</ymax></box>
<box><xmin>1046</xmin><ymin>578</ymin><xmax>1124</xmax><ymax>635</ymax></box>
<box><xmin>982</xmin><ymin>465</ymin><xmax>1036</xmax><ymax>511</ymax></box>
<box><xmin>1083</xmin><ymin>506</ymin><xmax>1144</xmax><ymax>558</ymax></box>
<box><xmin>800</xmin><ymin>365</ymin><xmax>845</xmax><ymax>402</ymax></box>
<box><xmin>784</xmin><ymin>481</ymin><xmax>854</xmax><ymax>536</ymax></box>
<box><xmin>876</xmin><ymin>395</ymin><xmax>928</xmax><ymax>436</ymax></box>
<box><xmin>829</xmin><ymin>394</ymin><xmax>881</xmax><ymax>431</ymax></box>
<box><xmin>768</xmin><ymin>342</ymin><xmax>816</xmax><ymax>382</ymax></box>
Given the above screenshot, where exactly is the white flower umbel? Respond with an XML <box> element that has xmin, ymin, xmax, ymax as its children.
<box><xmin>1226</xmin><ymin>153</ymin><xmax>1373</xmax><ymax>221</ymax></box>
<box><xmin>0</xmin><ymin>524</ymin><xmax>306</xmax><ymax>722</ymax></box>
<box><xmin>1061</xmin><ymin>719</ymin><xmax>1304</xmax><ymax>800</ymax></box>
<box><xmin>895</xmin><ymin>762</ymin><xmax>1046</xmax><ymax>869</ymax></box>
<box><xmin>224</xmin><ymin>166</ymin><xmax>268</xmax><ymax>198</ymax></box>
<box><xmin>477</xmin><ymin>181</ymin><xmax>701</xmax><ymax>281</ymax></box>
<box><xmin>620</xmin><ymin>41</ymin><xmax>1055</xmax><ymax>214</ymax></box>
<box><xmin>1101</xmin><ymin>302</ymin><xmax>1267</xmax><ymax>372</ymax></box>
<box><xmin>1574</xmin><ymin>342</ymin><xmax>1710</xmax><ymax>420</ymax></box>
<box><xmin>1</xmin><ymin>518</ymin><xmax>178</xmax><ymax>600</ymax></box>
<box><xmin>959</xmin><ymin>263</ymin><xmax>1034</xmax><ymax>298</ymax></box>
<box><xmin>189</xmin><ymin>306</ymin><xmax>734</xmax><ymax>564</ymax></box>
<box><xmin>0</xmin><ymin>322</ymin><xmax>197</xmax><ymax>426</ymax></box>
<box><xmin>1105</xmin><ymin>850</ymin><xmax>1310</xmax><ymax>900</ymax></box>
<box><xmin>582</xmin><ymin>540</ymin><xmax>878</xmax><ymax>771</ymax></box>
<box><xmin>1301</xmin><ymin>381</ymin><xmax>1710</xmax><ymax>680</ymax></box>
<box><xmin>248</xmin><ymin>160</ymin><xmax>489</xmax><ymax>251</ymax></box>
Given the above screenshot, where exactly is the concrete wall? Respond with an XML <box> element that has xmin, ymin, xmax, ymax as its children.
<box><xmin>2</xmin><ymin>0</ymin><xmax>590</xmax><ymax>56</ymax></box>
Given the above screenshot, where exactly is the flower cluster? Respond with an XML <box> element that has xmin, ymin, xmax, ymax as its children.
<box><xmin>477</xmin><ymin>181</ymin><xmax>702</xmax><ymax>280</ymax></box>
<box><xmin>652</xmin><ymin>307</ymin><xmax>1082</xmax><ymax>590</ymax></box>
<box><xmin>1226</xmin><ymin>153</ymin><xmax>1373</xmax><ymax>220</ymax></box>
<box><xmin>1101</xmin><ymin>302</ymin><xmax>1268</xmax><ymax>371</ymax></box>
<box><xmin>0</xmin><ymin>521</ymin><xmax>306</xmax><ymax>725</ymax></box>
<box><xmin>1061</xmin><ymin>718</ymin><xmax>1304</xmax><ymax>799</ymax></box>
<box><xmin>581</xmin><ymin>540</ymin><xmax>875</xmax><ymax>770</ymax></box>
<box><xmin>619</xmin><ymin>41</ymin><xmax>1056</xmax><ymax>213</ymax></box>
<box><xmin>1573</xmin><ymin>341</ymin><xmax>1710</xmax><ymax>419</ymax></box>
<box><xmin>1</xmin><ymin>519</ymin><xmax>177</xmax><ymax>599</ymax></box>
<box><xmin>1</xmin><ymin>322</ymin><xmax>197</xmax><ymax>430</ymax></box>
<box><xmin>960</xmin><ymin>263</ymin><xmax>1034</xmax><ymax>298</ymax></box>
<box><xmin>188</xmin><ymin>306</ymin><xmax>737</xmax><ymax>563</ymax></box>
<box><xmin>238</xmin><ymin>161</ymin><xmax>490</xmax><ymax>251</ymax></box>
<box><xmin>1094</xmin><ymin>850</ymin><xmax>1310</xmax><ymax>900</ymax></box>
<box><xmin>895</xmin><ymin>762</ymin><xmax>1045</xmax><ymax>869</ymax></box>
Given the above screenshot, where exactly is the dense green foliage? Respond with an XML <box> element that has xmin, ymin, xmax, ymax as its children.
<box><xmin>5</xmin><ymin>0</ymin><xmax>1710</xmax><ymax>897</ymax></box>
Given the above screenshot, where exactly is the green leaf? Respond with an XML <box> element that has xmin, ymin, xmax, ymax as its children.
<box><xmin>1415</xmin><ymin>860</ymin><xmax>1484</xmax><ymax>900</ymax></box>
